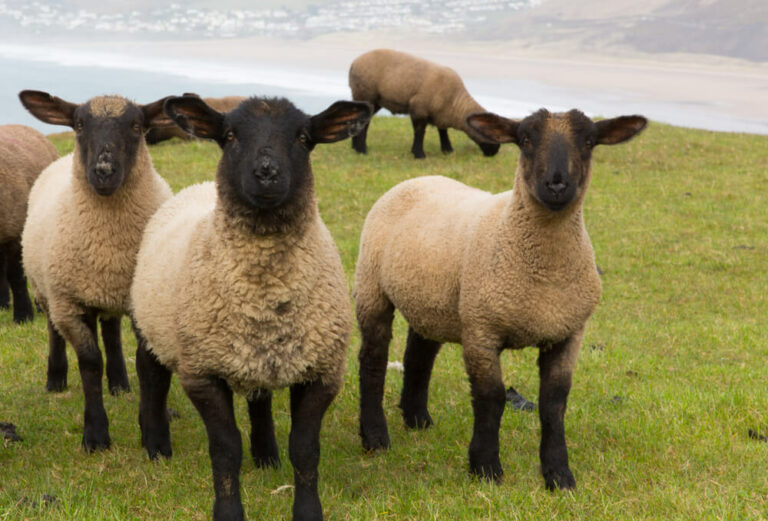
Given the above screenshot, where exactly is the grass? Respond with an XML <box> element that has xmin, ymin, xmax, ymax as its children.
<box><xmin>1</xmin><ymin>117</ymin><xmax>767</xmax><ymax>520</ymax></box>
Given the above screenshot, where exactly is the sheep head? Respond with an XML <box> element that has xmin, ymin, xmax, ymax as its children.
<box><xmin>163</xmin><ymin>95</ymin><xmax>372</xmax><ymax>213</ymax></box>
<box><xmin>18</xmin><ymin>90</ymin><xmax>168</xmax><ymax>196</ymax></box>
<box><xmin>467</xmin><ymin>109</ymin><xmax>647</xmax><ymax>212</ymax></box>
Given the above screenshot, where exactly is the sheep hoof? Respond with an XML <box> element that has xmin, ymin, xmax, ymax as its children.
<box><xmin>108</xmin><ymin>381</ymin><xmax>131</xmax><ymax>396</ymax></box>
<box><xmin>253</xmin><ymin>453</ymin><xmax>280</xmax><ymax>469</ymax></box>
<box><xmin>505</xmin><ymin>386</ymin><xmax>537</xmax><ymax>412</ymax></box>
<box><xmin>82</xmin><ymin>430</ymin><xmax>111</xmax><ymax>453</ymax></box>
<box><xmin>45</xmin><ymin>377</ymin><xmax>67</xmax><ymax>393</ymax></box>
<box><xmin>543</xmin><ymin>467</ymin><xmax>576</xmax><ymax>491</ymax></box>
<box><xmin>412</xmin><ymin>152</ymin><xmax>426</xmax><ymax>160</ymax></box>
<box><xmin>360</xmin><ymin>426</ymin><xmax>390</xmax><ymax>452</ymax></box>
<box><xmin>402</xmin><ymin>410</ymin><xmax>433</xmax><ymax>430</ymax></box>
<box><xmin>213</xmin><ymin>497</ymin><xmax>245</xmax><ymax>521</ymax></box>
<box><xmin>469</xmin><ymin>458</ymin><xmax>503</xmax><ymax>483</ymax></box>
<box><xmin>12</xmin><ymin>308</ymin><xmax>34</xmax><ymax>324</ymax></box>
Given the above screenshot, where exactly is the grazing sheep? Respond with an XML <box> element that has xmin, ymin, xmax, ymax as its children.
<box><xmin>348</xmin><ymin>48</ymin><xmax>500</xmax><ymax>159</ymax></box>
<box><xmin>131</xmin><ymin>95</ymin><xmax>372</xmax><ymax>521</ymax></box>
<box><xmin>0</xmin><ymin>124</ymin><xmax>58</xmax><ymax>323</ymax></box>
<box><xmin>355</xmin><ymin>108</ymin><xmax>647</xmax><ymax>489</ymax></box>
<box><xmin>145</xmin><ymin>94</ymin><xmax>246</xmax><ymax>144</ymax></box>
<box><xmin>18</xmin><ymin>90</ymin><xmax>173</xmax><ymax>451</ymax></box>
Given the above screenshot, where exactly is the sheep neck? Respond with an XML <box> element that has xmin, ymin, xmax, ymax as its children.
<box><xmin>499</xmin><ymin>165</ymin><xmax>593</xmax><ymax>278</ymax></box>
<box><xmin>452</xmin><ymin>93</ymin><xmax>485</xmax><ymax>131</ymax></box>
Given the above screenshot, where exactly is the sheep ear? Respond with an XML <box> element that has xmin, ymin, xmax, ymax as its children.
<box><xmin>466</xmin><ymin>112</ymin><xmax>518</xmax><ymax>144</ymax></box>
<box><xmin>141</xmin><ymin>96</ymin><xmax>173</xmax><ymax>130</ymax></box>
<box><xmin>595</xmin><ymin>115</ymin><xmax>647</xmax><ymax>145</ymax></box>
<box><xmin>19</xmin><ymin>90</ymin><xmax>78</xmax><ymax>127</ymax></box>
<box><xmin>307</xmin><ymin>101</ymin><xmax>373</xmax><ymax>145</ymax></box>
<box><xmin>164</xmin><ymin>96</ymin><xmax>224</xmax><ymax>143</ymax></box>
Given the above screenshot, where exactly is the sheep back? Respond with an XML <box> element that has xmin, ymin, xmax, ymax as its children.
<box><xmin>132</xmin><ymin>182</ymin><xmax>351</xmax><ymax>395</ymax></box>
<box><xmin>0</xmin><ymin>125</ymin><xmax>58</xmax><ymax>242</ymax></box>
<box><xmin>355</xmin><ymin>175</ymin><xmax>601</xmax><ymax>349</ymax></box>
<box><xmin>22</xmin><ymin>148</ymin><xmax>172</xmax><ymax>317</ymax></box>
<box><xmin>349</xmin><ymin>49</ymin><xmax>481</xmax><ymax>131</ymax></box>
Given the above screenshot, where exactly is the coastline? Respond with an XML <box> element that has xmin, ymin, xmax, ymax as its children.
<box><xmin>3</xmin><ymin>32</ymin><xmax>768</xmax><ymax>134</ymax></box>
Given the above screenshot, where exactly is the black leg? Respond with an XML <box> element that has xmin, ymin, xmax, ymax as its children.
<box><xmin>352</xmin><ymin>104</ymin><xmax>379</xmax><ymax>154</ymax></box>
<box><xmin>538</xmin><ymin>336</ymin><xmax>580</xmax><ymax>491</ymax></box>
<box><xmin>5</xmin><ymin>240</ymin><xmax>33</xmax><ymax>323</ymax></box>
<box><xmin>135</xmin><ymin>323</ymin><xmax>172</xmax><ymax>459</ymax></box>
<box><xmin>410</xmin><ymin>116</ymin><xmax>428</xmax><ymax>159</ymax></box>
<box><xmin>463</xmin><ymin>342</ymin><xmax>505</xmax><ymax>482</ymax></box>
<box><xmin>289</xmin><ymin>380</ymin><xmax>338</xmax><ymax>521</ymax></box>
<box><xmin>0</xmin><ymin>244</ymin><xmax>9</xmax><ymax>309</ymax></box>
<box><xmin>183</xmin><ymin>375</ymin><xmax>244</xmax><ymax>521</ymax></box>
<box><xmin>45</xmin><ymin>315</ymin><xmax>68</xmax><ymax>392</ymax></box>
<box><xmin>357</xmin><ymin>301</ymin><xmax>395</xmax><ymax>451</ymax></box>
<box><xmin>77</xmin><ymin>311</ymin><xmax>110</xmax><ymax>451</ymax></box>
<box><xmin>101</xmin><ymin>315</ymin><xmax>130</xmax><ymax>395</ymax></box>
<box><xmin>399</xmin><ymin>327</ymin><xmax>441</xmax><ymax>429</ymax></box>
<box><xmin>248</xmin><ymin>390</ymin><xmax>280</xmax><ymax>468</ymax></box>
<box><xmin>438</xmin><ymin>128</ymin><xmax>453</xmax><ymax>154</ymax></box>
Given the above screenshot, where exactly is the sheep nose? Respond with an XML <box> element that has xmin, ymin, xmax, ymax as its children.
<box><xmin>254</xmin><ymin>156</ymin><xmax>280</xmax><ymax>183</ymax></box>
<box><xmin>545</xmin><ymin>172</ymin><xmax>569</xmax><ymax>198</ymax></box>
<box><xmin>95</xmin><ymin>152</ymin><xmax>115</xmax><ymax>178</ymax></box>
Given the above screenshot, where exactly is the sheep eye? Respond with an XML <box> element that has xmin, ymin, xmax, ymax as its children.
<box><xmin>225</xmin><ymin>131</ymin><xmax>235</xmax><ymax>142</ymax></box>
<box><xmin>521</xmin><ymin>136</ymin><xmax>531</xmax><ymax>147</ymax></box>
<box><xmin>298</xmin><ymin>132</ymin><xmax>308</xmax><ymax>144</ymax></box>
<box><xmin>585</xmin><ymin>138</ymin><xmax>595</xmax><ymax>148</ymax></box>
<box><xmin>75</xmin><ymin>120</ymin><xmax>84</xmax><ymax>132</ymax></box>
<box><xmin>132</xmin><ymin>122</ymin><xmax>141</xmax><ymax>133</ymax></box>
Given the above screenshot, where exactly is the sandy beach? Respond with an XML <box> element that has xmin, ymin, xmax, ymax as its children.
<box><xmin>10</xmin><ymin>31</ymin><xmax>768</xmax><ymax>134</ymax></box>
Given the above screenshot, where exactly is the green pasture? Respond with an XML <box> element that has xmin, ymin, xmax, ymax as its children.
<box><xmin>1</xmin><ymin>117</ymin><xmax>766</xmax><ymax>520</ymax></box>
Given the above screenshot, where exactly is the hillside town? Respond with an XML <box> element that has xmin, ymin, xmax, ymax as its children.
<box><xmin>0</xmin><ymin>0</ymin><xmax>539</xmax><ymax>39</ymax></box>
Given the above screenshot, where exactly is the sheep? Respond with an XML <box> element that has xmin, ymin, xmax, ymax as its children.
<box><xmin>130</xmin><ymin>95</ymin><xmax>373</xmax><ymax>521</ymax></box>
<box><xmin>348</xmin><ymin>48</ymin><xmax>500</xmax><ymax>159</ymax></box>
<box><xmin>18</xmin><ymin>90</ymin><xmax>173</xmax><ymax>451</ymax></box>
<box><xmin>354</xmin><ymin>108</ymin><xmax>647</xmax><ymax>490</ymax></box>
<box><xmin>145</xmin><ymin>94</ymin><xmax>247</xmax><ymax>144</ymax></box>
<box><xmin>0</xmin><ymin>124</ymin><xmax>58</xmax><ymax>323</ymax></box>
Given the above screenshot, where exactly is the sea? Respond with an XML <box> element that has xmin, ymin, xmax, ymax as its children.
<box><xmin>2</xmin><ymin>42</ymin><xmax>767</xmax><ymax>136</ymax></box>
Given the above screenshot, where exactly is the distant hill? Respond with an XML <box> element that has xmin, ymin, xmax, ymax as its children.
<box><xmin>473</xmin><ymin>0</ymin><xmax>768</xmax><ymax>62</ymax></box>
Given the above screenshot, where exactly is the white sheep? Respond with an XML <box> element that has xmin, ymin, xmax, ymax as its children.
<box><xmin>348</xmin><ymin>48</ymin><xmax>500</xmax><ymax>158</ymax></box>
<box><xmin>18</xmin><ymin>90</ymin><xmax>173</xmax><ymax>451</ymax></box>
<box><xmin>0</xmin><ymin>124</ymin><xmax>58</xmax><ymax>323</ymax></box>
<box><xmin>131</xmin><ymin>95</ymin><xmax>372</xmax><ymax>521</ymax></box>
<box><xmin>354</xmin><ymin>108</ymin><xmax>647</xmax><ymax>490</ymax></box>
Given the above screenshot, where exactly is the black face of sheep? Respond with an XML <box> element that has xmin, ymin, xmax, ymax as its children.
<box><xmin>163</xmin><ymin>95</ymin><xmax>373</xmax><ymax>211</ymax></box>
<box><xmin>467</xmin><ymin>109</ymin><xmax>648</xmax><ymax>211</ymax></box>
<box><xmin>18</xmin><ymin>90</ymin><xmax>167</xmax><ymax>196</ymax></box>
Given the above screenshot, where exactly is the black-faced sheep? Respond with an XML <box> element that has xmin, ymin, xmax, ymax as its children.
<box><xmin>131</xmin><ymin>95</ymin><xmax>372</xmax><ymax>521</ymax></box>
<box><xmin>354</xmin><ymin>108</ymin><xmax>647</xmax><ymax>489</ymax></box>
<box><xmin>145</xmin><ymin>94</ymin><xmax>247</xmax><ymax>144</ymax></box>
<box><xmin>18</xmin><ymin>90</ymin><xmax>173</xmax><ymax>451</ymax></box>
<box><xmin>0</xmin><ymin>124</ymin><xmax>58</xmax><ymax>323</ymax></box>
<box><xmin>348</xmin><ymin>48</ymin><xmax>500</xmax><ymax>159</ymax></box>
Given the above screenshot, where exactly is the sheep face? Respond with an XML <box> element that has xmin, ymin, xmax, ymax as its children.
<box><xmin>164</xmin><ymin>96</ymin><xmax>372</xmax><ymax>212</ymax></box>
<box><xmin>18</xmin><ymin>90</ymin><xmax>167</xmax><ymax>196</ymax></box>
<box><xmin>467</xmin><ymin>109</ymin><xmax>647</xmax><ymax>212</ymax></box>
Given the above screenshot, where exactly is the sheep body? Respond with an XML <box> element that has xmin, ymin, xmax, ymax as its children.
<box><xmin>132</xmin><ymin>181</ymin><xmax>350</xmax><ymax>394</ymax></box>
<box><xmin>0</xmin><ymin>124</ymin><xmax>58</xmax><ymax>322</ymax></box>
<box><xmin>348</xmin><ymin>49</ymin><xmax>498</xmax><ymax>158</ymax></box>
<box><xmin>356</xmin><ymin>175</ymin><xmax>600</xmax><ymax>347</ymax></box>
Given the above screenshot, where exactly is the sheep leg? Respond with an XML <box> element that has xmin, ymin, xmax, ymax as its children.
<box><xmin>463</xmin><ymin>342</ymin><xmax>506</xmax><ymax>482</ymax></box>
<box><xmin>289</xmin><ymin>379</ymin><xmax>337</xmax><ymax>521</ymax></box>
<box><xmin>351</xmin><ymin>103</ymin><xmax>379</xmax><ymax>154</ymax></box>
<box><xmin>183</xmin><ymin>375</ymin><xmax>244</xmax><ymax>521</ymax></box>
<box><xmin>45</xmin><ymin>315</ymin><xmax>68</xmax><ymax>392</ymax></box>
<box><xmin>5</xmin><ymin>240</ymin><xmax>34</xmax><ymax>323</ymax></box>
<box><xmin>399</xmin><ymin>327</ymin><xmax>441</xmax><ymax>429</ymax></box>
<box><xmin>538</xmin><ymin>335</ymin><xmax>580</xmax><ymax>491</ymax></box>
<box><xmin>0</xmin><ymin>244</ymin><xmax>9</xmax><ymax>309</ymax></box>
<box><xmin>101</xmin><ymin>315</ymin><xmax>130</xmax><ymax>395</ymax></box>
<box><xmin>357</xmin><ymin>300</ymin><xmax>395</xmax><ymax>451</ymax></box>
<box><xmin>410</xmin><ymin>116</ymin><xmax>428</xmax><ymax>159</ymax></box>
<box><xmin>248</xmin><ymin>390</ymin><xmax>280</xmax><ymax>468</ymax></box>
<box><xmin>135</xmin><ymin>327</ymin><xmax>172</xmax><ymax>460</ymax></box>
<box><xmin>438</xmin><ymin>129</ymin><xmax>453</xmax><ymax>154</ymax></box>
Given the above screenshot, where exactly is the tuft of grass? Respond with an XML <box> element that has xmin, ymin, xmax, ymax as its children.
<box><xmin>1</xmin><ymin>118</ymin><xmax>767</xmax><ymax>520</ymax></box>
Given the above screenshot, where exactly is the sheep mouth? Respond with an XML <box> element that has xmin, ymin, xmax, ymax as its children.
<box><xmin>88</xmin><ymin>172</ymin><xmax>123</xmax><ymax>196</ymax></box>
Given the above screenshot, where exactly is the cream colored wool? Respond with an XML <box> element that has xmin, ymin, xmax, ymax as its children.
<box><xmin>0</xmin><ymin>125</ymin><xmax>58</xmax><ymax>243</ymax></box>
<box><xmin>22</xmin><ymin>143</ymin><xmax>172</xmax><ymax>338</ymax></box>
<box><xmin>355</xmin><ymin>173</ymin><xmax>602</xmax><ymax>354</ymax></box>
<box><xmin>349</xmin><ymin>49</ymin><xmax>486</xmax><ymax>134</ymax></box>
<box><xmin>131</xmin><ymin>182</ymin><xmax>351</xmax><ymax>395</ymax></box>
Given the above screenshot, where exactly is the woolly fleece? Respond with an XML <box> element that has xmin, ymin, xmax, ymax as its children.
<box><xmin>131</xmin><ymin>182</ymin><xmax>351</xmax><ymax>395</ymax></box>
